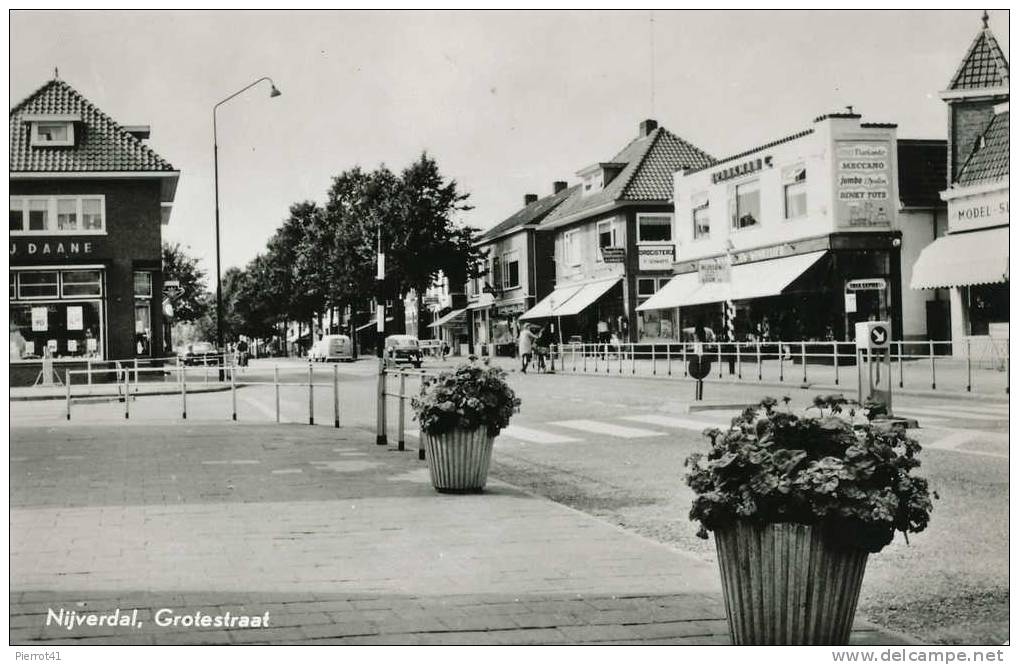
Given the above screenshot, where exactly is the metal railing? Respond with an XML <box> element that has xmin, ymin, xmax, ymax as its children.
<box><xmin>550</xmin><ymin>338</ymin><xmax>1008</xmax><ymax>395</ymax></box>
<box><xmin>63</xmin><ymin>363</ymin><xmax>342</xmax><ymax>425</ymax></box>
<box><xmin>379</xmin><ymin>367</ymin><xmax>442</xmax><ymax>460</ymax></box>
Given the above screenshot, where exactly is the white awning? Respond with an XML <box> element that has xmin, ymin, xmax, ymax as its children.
<box><xmin>519</xmin><ymin>277</ymin><xmax>620</xmax><ymax>320</ymax></box>
<box><xmin>466</xmin><ymin>293</ymin><xmax>495</xmax><ymax>310</ymax></box>
<box><xmin>428</xmin><ymin>308</ymin><xmax>466</xmax><ymax>328</ymax></box>
<box><xmin>636</xmin><ymin>250</ymin><xmax>827</xmax><ymax>310</ymax></box>
<box><xmin>355</xmin><ymin>316</ymin><xmax>394</xmax><ymax>332</ymax></box>
<box><xmin>911</xmin><ymin>227</ymin><xmax>1009</xmax><ymax>289</ymax></box>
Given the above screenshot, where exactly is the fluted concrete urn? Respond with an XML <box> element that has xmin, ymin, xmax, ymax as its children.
<box><xmin>714</xmin><ymin>522</ymin><xmax>869</xmax><ymax>645</ymax></box>
<box><xmin>422</xmin><ymin>427</ymin><xmax>496</xmax><ymax>493</ymax></box>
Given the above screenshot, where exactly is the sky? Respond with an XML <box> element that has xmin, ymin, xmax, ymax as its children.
<box><xmin>9</xmin><ymin>9</ymin><xmax>1010</xmax><ymax>276</ymax></box>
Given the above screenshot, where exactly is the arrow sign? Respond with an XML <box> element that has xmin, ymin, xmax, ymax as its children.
<box><xmin>870</xmin><ymin>326</ymin><xmax>887</xmax><ymax>345</ymax></box>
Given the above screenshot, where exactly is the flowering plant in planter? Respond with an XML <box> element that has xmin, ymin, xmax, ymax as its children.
<box><xmin>685</xmin><ymin>395</ymin><xmax>936</xmax><ymax>553</ymax></box>
<box><xmin>412</xmin><ymin>362</ymin><xmax>521</xmax><ymax>436</ymax></box>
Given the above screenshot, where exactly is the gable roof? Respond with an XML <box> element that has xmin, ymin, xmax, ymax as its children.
<box><xmin>10</xmin><ymin>78</ymin><xmax>177</xmax><ymax>173</ymax></box>
<box><xmin>541</xmin><ymin>126</ymin><xmax>714</xmax><ymax>228</ymax></box>
<box><xmin>897</xmin><ymin>139</ymin><xmax>948</xmax><ymax>208</ymax></box>
<box><xmin>479</xmin><ymin>184</ymin><xmax>580</xmax><ymax>243</ymax></box>
<box><xmin>956</xmin><ymin>110</ymin><xmax>1009</xmax><ymax>187</ymax></box>
<box><xmin>947</xmin><ymin>26</ymin><xmax>1010</xmax><ymax>91</ymax></box>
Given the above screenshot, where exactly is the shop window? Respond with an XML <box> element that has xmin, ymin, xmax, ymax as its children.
<box><xmin>637</xmin><ymin>278</ymin><xmax>659</xmax><ymax>297</ymax></box>
<box><xmin>10</xmin><ymin>301</ymin><xmax>102</xmax><ymax>361</ymax></box>
<box><xmin>596</xmin><ymin>220</ymin><xmax>617</xmax><ymax>261</ymax></box>
<box><xmin>10</xmin><ymin>272</ymin><xmax>16</xmax><ymax>299</ymax></box>
<box><xmin>693</xmin><ymin>204</ymin><xmax>710</xmax><ymax>239</ymax></box>
<box><xmin>784</xmin><ymin>166</ymin><xmax>807</xmax><ymax>219</ymax></box>
<box><xmin>63</xmin><ymin>270</ymin><xmax>103</xmax><ymax>298</ymax></box>
<box><xmin>82</xmin><ymin>199</ymin><xmax>103</xmax><ymax>230</ymax></box>
<box><xmin>637</xmin><ymin>215</ymin><xmax>672</xmax><ymax>243</ymax></box>
<box><xmin>57</xmin><ymin>199</ymin><xmax>78</xmax><ymax>231</ymax></box>
<box><xmin>564</xmin><ymin>230</ymin><xmax>581</xmax><ymax>266</ymax></box>
<box><xmin>18</xmin><ymin>271</ymin><xmax>59</xmax><ymax>299</ymax></box>
<box><xmin>28</xmin><ymin>199</ymin><xmax>49</xmax><ymax>231</ymax></box>
<box><xmin>502</xmin><ymin>251</ymin><xmax>520</xmax><ymax>290</ymax></box>
<box><xmin>967</xmin><ymin>283</ymin><xmax>1008</xmax><ymax>336</ymax></box>
<box><xmin>638</xmin><ymin>308</ymin><xmax>676</xmax><ymax>340</ymax></box>
<box><xmin>31</xmin><ymin>121</ymin><xmax>74</xmax><ymax>147</ymax></box>
<box><xmin>730</xmin><ymin>180</ymin><xmax>760</xmax><ymax>230</ymax></box>
<box><xmin>10</xmin><ymin>198</ymin><xmax>24</xmax><ymax>231</ymax></box>
<box><xmin>135</xmin><ymin>301</ymin><xmax>153</xmax><ymax>355</ymax></box>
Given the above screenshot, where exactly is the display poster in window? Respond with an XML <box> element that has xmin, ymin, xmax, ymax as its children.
<box><xmin>835</xmin><ymin>141</ymin><xmax>893</xmax><ymax>229</ymax></box>
<box><xmin>31</xmin><ymin>306</ymin><xmax>48</xmax><ymax>332</ymax></box>
<box><xmin>24</xmin><ymin>341</ymin><xmax>35</xmax><ymax>356</ymax></box>
<box><xmin>67</xmin><ymin>339</ymin><xmax>78</xmax><ymax>353</ymax></box>
<box><xmin>844</xmin><ymin>293</ymin><xmax>858</xmax><ymax>314</ymax></box>
<box><xmin>637</xmin><ymin>245</ymin><xmax>675</xmax><ymax>271</ymax></box>
<box><xmin>67</xmin><ymin>305</ymin><xmax>84</xmax><ymax>331</ymax></box>
<box><xmin>47</xmin><ymin>339</ymin><xmax>58</xmax><ymax>352</ymax></box>
<box><xmin>87</xmin><ymin>337</ymin><xmax>98</xmax><ymax>353</ymax></box>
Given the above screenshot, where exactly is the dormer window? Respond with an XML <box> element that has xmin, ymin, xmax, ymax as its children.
<box><xmin>32</xmin><ymin>121</ymin><xmax>74</xmax><ymax>146</ymax></box>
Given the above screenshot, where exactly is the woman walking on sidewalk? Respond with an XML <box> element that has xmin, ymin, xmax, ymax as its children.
<box><xmin>518</xmin><ymin>324</ymin><xmax>538</xmax><ymax>373</ymax></box>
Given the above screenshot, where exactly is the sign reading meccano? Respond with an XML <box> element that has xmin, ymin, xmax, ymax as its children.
<box><xmin>835</xmin><ymin>141</ymin><xmax>893</xmax><ymax>229</ymax></box>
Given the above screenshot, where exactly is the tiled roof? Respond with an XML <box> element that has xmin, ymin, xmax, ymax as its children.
<box><xmin>479</xmin><ymin>184</ymin><xmax>580</xmax><ymax>242</ymax></box>
<box><xmin>947</xmin><ymin>28</ymin><xmax>1009</xmax><ymax>91</ymax></box>
<box><xmin>957</xmin><ymin>111</ymin><xmax>1009</xmax><ymax>186</ymax></box>
<box><xmin>897</xmin><ymin>139</ymin><xmax>947</xmax><ymax>208</ymax></box>
<box><xmin>542</xmin><ymin>126</ymin><xmax>713</xmax><ymax>226</ymax></box>
<box><xmin>10</xmin><ymin>78</ymin><xmax>176</xmax><ymax>172</ymax></box>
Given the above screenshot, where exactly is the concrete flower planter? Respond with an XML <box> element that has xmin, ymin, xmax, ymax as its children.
<box><xmin>714</xmin><ymin>522</ymin><xmax>869</xmax><ymax>645</ymax></box>
<box><xmin>422</xmin><ymin>427</ymin><xmax>495</xmax><ymax>493</ymax></box>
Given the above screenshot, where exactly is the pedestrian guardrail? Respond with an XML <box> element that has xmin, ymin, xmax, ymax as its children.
<box><xmin>63</xmin><ymin>363</ymin><xmax>342</xmax><ymax>425</ymax></box>
<box><xmin>551</xmin><ymin>338</ymin><xmax>1008</xmax><ymax>395</ymax></box>
<box><xmin>378</xmin><ymin>367</ymin><xmax>442</xmax><ymax>460</ymax></box>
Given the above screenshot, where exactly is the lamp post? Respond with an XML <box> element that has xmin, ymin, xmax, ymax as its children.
<box><xmin>213</xmin><ymin>76</ymin><xmax>281</xmax><ymax>378</ymax></box>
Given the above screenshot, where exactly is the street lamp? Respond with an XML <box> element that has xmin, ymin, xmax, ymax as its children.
<box><xmin>213</xmin><ymin>76</ymin><xmax>281</xmax><ymax>378</ymax></box>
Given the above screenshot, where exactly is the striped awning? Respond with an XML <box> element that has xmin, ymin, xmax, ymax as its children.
<box><xmin>911</xmin><ymin>227</ymin><xmax>1009</xmax><ymax>289</ymax></box>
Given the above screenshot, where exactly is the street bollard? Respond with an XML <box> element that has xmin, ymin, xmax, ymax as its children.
<box><xmin>966</xmin><ymin>338</ymin><xmax>972</xmax><ymax>392</ymax></box>
<box><xmin>231</xmin><ymin>366</ymin><xmax>237</xmax><ymax>421</ymax></box>
<box><xmin>333</xmin><ymin>364</ymin><xmax>340</xmax><ymax>428</ymax></box>
<box><xmin>833</xmin><ymin>342</ymin><xmax>840</xmax><ymax>385</ymax></box>
<box><xmin>181</xmin><ymin>368</ymin><xmax>187</xmax><ymax>420</ymax></box>
<box><xmin>398</xmin><ymin>370</ymin><xmax>406</xmax><ymax>451</ymax></box>
<box><xmin>65</xmin><ymin>370</ymin><xmax>71</xmax><ymax>420</ymax></box>
<box><xmin>929</xmin><ymin>341</ymin><xmax>936</xmax><ymax>390</ymax></box>
<box><xmin>376</xmin><ymin>361</ymin><xmax>388</xmax><ymax>446</ymax></box>
<box><xmin>801</xmin><ymin>342</ymin><xmax>807</xmax><ymax>384</ymax></box>
<box><xmin>308</xmin><ymin>364</ymin><xmax>315</xmax><ymax>426</ymax></box>
<box><xmin>274</xmin><ymin>365</ymin><xmax>280</xmax><ymax>423</ymax></box>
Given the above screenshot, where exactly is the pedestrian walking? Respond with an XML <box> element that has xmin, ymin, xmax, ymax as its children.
<box><xmin>518</xmin><ymin>324</ymin><xmax>538</xmax><ymax>373</ymax></box>
<box><xmin>237</xmin><ymin>338</ymin><xmax>249</xmax><ymax>367</ymax></box>
<box><xmin>535</xmin><ymin>326</ymin><xmax>553</xmax><ymax>373</ymax></box>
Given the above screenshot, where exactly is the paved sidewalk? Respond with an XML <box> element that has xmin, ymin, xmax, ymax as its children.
<box><xmin>11</xmin><ymin>421</ymin><xmax>912</xmax><ymax>645</ymax></box>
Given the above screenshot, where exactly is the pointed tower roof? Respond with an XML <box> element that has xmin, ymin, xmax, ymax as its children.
<box><xmin>946</xmin><ymin>13</ymin><xmax>1010</xmax><ymax>92</ymax></box>
<box><xmin>10</xmin><ymin>77</ymin><xmax>177</xmax><ymax>173</ymax></box>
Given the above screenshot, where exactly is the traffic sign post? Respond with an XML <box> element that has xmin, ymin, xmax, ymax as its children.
<box><xmin>855</xmin><ymin>321</ymin><xmax>892</xmax><ymax>415</ymax></box>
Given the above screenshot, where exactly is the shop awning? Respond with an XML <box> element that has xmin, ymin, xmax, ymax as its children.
<box><xmin>355</xmin><ymin>316</ymin><xmax>394</xmax><ymax>332</ymax></box>
<box><xmin>428</xmin><ymin>308</ymin><xmax>466</xmax><ymax>328</ymax></box>
<box><xmin>466</xmin><ymin>293</ymin><xmax>495</xmax><ymax>310</ymax></box>
<box><xmin>637</xmin><ymin>250</ymin><xmax>827</xmax><ymax>310</ymax></box>
<box><xmin>520</xmin><ymin>277</ymin><xmax>620</xmax><ymax>320</ymax></box>
<box><xmin>636</xmin><ymin>272</ymin><xmax>700</xmax><ymax>311</ymax></box>
<box><xmin>910</xmin><ymin>227</ymin><xmax>1009</xmax><ymax>289</ymax></box>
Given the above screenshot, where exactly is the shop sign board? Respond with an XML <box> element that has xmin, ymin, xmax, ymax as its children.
<box><xmin>601</xmin><ymin>246</ymin><xmax>626</xmax><ymax>263</ymax></box>
<box><xmin>949</xmin><ymin>190</ymin><xmax>1009</xmax><ymax>233</ymax></box>
<box><xmin>31</xmin><ymin>306</ymin><xmax>48</xmax><ymax>332</ymax></box>
<box><xmin>711</xmin><ymin>155</ymin><xmax>773</xmax><ymax>184</ymax></box>
<box><xmin>9</xmin><ymin>239</ymin><xmax>96</xmax><ymax>258</ymax></box>
<box><xmin>846</xmin><ymin>278</ymin><xmax>886</xmax><ymax>292</ymax></box>
<box><xmin>835</xmin><ymin>141</ymin><xmax>893</xmax><ymax>229</ymax></box>
<box><xmin>637</xmin><ymin>245</ymin><xmax>675</xmax><ymax>270</ymax></box>
<box><xmin>698</xmin><ymin>259</ymin><xmax>731</xmax><ymax>283</ymax></box>
<box><xmin>844</xmin><ymin>293</ymin><xmax>857</xmax><ymax>313</ymax></box>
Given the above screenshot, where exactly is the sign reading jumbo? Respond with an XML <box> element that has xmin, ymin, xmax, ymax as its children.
<box><xmin>835</xmin><ymin>141</ymin><xmax>894</xmax><ymax>230</ymax></box>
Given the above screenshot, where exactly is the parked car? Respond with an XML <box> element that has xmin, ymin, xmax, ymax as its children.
<box><xmin>178</xmin><ymin>341</ymin><xmax>221</xmax><ymax>366</ymax></box>
<box><xmin>384</xmin><ymin>335</ymin><xmax>423</xmax><ymax>368</ymax></box>
<box><xmin>309</xmin><ymin>334</ymin><xmax>354</xmax><ymax>362</ymax></box>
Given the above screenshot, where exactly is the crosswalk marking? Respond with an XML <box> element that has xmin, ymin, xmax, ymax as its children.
<box><xmin>552</xmin><ymin>420</ymin><xmax>665</xmax><ymax>439</ymax></box>
<box><xmin>501</xmin><ymin>425</ymin><xmax>579</xmax><ymax>444</ymax></box>
<box><xmin>895</xmin><ymin>406</ymin><xmax>1005</xmax><ymax>421</ymax></box>
<box><xmin>620</xmin><ymin>414</ymin><xmax>722</xmax><ymax>431</ymax></box>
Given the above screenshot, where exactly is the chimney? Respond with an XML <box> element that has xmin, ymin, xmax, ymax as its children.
<box><xmin>553</xmin><ymin>181</ymin><xmax>568</xmax><ymax>194</ymax></box>
<box><xmin>639</xmin><ymin>119</ymin><xmax>658</xmax><ymax>137</ymax></box>
<box><xmin>524</xmin><ymin>194</ymin><xmax>538</xmax><ymax>205</ymax></box>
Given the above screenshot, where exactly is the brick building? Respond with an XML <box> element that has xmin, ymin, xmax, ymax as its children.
<box><xmin>9</xmin><ymin>76</ymin><xmax>179</xmax><ymax>385</ymax></box>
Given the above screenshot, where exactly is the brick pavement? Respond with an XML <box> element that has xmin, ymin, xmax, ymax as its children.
<box><xmin>10</xmin><ymin>420</ymin><xmax>913</xmax><ymax>645</ymax></box>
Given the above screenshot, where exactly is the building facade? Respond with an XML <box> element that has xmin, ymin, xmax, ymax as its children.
<box><xmin>639</xmin><ymin>112</ymin><xmax>945</xmax><ymax>343</ymax></box>
<box><xmin>10</xmin><ymin>77</ymin><xmax>179</xmax><ymax>385</ymax></box>
<box><xmin>911</xmin><ymin>15</ymin><xmax>1009</xmax><ymax>357</ymax></box>
<box><xmin>466</xmin><ymin>183</ymin><xmax>573</xmax><ymax>355</ymax></box>
<box><xmin>520</xmin><ymin>119</ymin><xmax>715</xmax><ymax>343</ymax></box>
